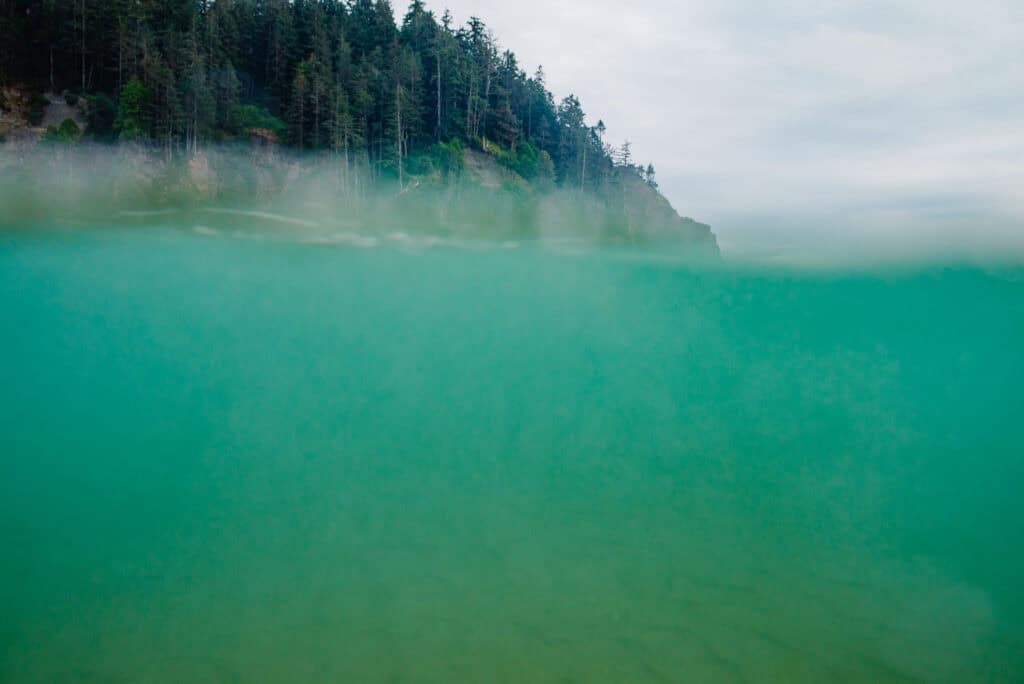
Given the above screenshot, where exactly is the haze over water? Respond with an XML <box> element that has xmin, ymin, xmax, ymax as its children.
<box><xmin>2</xmin><ymin>224</ymin><xmax>1023</xmax><ymax>682</ymax></box>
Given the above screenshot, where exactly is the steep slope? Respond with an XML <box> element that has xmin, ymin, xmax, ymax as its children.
<box><xmin>1</xmin><ymin>132</ymin><xmax>717</xmax><ymax>254</ymax></box>
<box><xmin>616</xmin><ymin>171</ymin><xmax>717</xmax><ymax>248</ymax></box>
<box><xmin>438</xmin><ymin>147</ymin><xmax>717</xmax><ymax>250</ymax></box>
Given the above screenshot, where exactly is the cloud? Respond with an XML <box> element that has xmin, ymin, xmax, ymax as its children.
<box><xmin>437</xmin><ymin>0</ymin><xmax>1024</xmax><ymax>254</ymax></box>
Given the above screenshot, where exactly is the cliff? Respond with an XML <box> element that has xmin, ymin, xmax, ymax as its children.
<box><xmin>0</xmin><ymin>93</ymin><xmax>716</xmax><ymax>253</ymax></box>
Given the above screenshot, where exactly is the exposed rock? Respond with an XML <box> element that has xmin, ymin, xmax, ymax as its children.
<box><xmin>40</xmin><ymin>92</ymin><xmax>87</xmax><ymax>130</ymax></box>
<box><xmin>188</xmin><ymin>152</ymin><xmax>217</xmax><ymax>196</ymax></box>
<box><xmin>0</xmin><ymin>137</ymin><xmax>717</xmax><ymax>254</ymax></box>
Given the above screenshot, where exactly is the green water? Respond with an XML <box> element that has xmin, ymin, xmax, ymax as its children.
<box><xmin>2</xmin><ymin>227</ymin><xmax>1023</xmax><ymax>683</ymax></box>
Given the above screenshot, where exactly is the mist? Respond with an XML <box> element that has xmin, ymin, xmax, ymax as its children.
<box><xmin>0</xmin><ymin>143</ymin><xmax>721</xmax><ymax>255</ymax></box>
<box><xmin>3</xmin><ymin>143</ymin><xmax>1022</xmax><ymax>266</ymax></box>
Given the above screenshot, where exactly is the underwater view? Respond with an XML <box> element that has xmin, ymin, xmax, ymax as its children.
<box><xmin>2</xmin><ymin>224</ymin><xmax>1022</xmax><ymax>682</ymax></box>
<box><xmin>3</xmin><ymin>0</ymin><xmax>1024</xmax><ymax>679</ymax></box>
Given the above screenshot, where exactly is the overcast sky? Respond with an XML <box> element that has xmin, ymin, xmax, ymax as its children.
<box><xmin>436</xmin><ymin>0</ymin><xmax>1024</xmax><ymax>255</ymax></box>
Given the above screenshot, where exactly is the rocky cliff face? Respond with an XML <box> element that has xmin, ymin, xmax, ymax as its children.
<box><xmin>614</xmin><ymin>171</ymin><xmax>717</xmax><ymax>249</ymax></box>
<box><xmin>426</xmin><ymin>147</ymin><xmax>716</xmax><ymax>250</ymax></box>
<box><xmin>1</xmin><ymin>116</ymin><xmax>716</xmax><ymax>253</ymax></box>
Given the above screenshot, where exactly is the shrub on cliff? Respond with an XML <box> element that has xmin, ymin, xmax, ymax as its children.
<box><xmin>42</xmin><ymin>118</ymin><xmax>81</xmax><ymax>144</ymax></box>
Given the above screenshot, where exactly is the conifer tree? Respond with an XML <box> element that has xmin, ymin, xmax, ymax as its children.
<box><xmin>1</xmin><ymin>0</ymin><xmax>645</xmax><ymax>201</ymax></box>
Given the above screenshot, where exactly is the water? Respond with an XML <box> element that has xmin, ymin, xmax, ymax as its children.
<box><xmin>2</xmin><ymin>226</ymin><xmax>1023</xmax><ymax>683</ymax></box>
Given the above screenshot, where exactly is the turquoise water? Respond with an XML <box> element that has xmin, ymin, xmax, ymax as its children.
<box><xmin>2</xmin><ymin>227</ymin><xmax>1023</xmax><ymax>682</ymax></box>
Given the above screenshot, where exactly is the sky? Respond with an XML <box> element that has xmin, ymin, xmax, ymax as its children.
<box><xmin>436</xmin><ymin>0</ymin><xmax>1024</xmax><ymax>255</ymax></box>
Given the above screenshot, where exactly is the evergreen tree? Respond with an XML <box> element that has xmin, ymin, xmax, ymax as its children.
<box><xmin>0</xmin><ymin>0</ymin><xmax>640</xmax><ymax>198</ymax></box>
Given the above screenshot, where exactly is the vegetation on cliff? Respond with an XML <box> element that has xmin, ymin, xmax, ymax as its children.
<box><xmin>0</xmin><ymin>0</ymin><xmax>715</xmax><ymax>248</ymax></box>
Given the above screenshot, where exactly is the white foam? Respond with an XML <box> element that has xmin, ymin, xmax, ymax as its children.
<box><xmin>117</xmin><ymin>209</ymin><xmax>180</xmax><ymax>217</ymax></box>
<box><xmin>302</xmin><ymin>232</ymin><xmax>379</xmax><ymax>248</ymax></box>
<box><xmin>201</xmin><ymin>208</ymin><xmax>319</xmax><ymax>228</ymax></box>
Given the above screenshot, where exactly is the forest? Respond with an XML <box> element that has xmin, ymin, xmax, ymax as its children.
<box><xmin>0</xmin><ymin>0</ymin><xmax>660</xmax><ymax>193</ymax></box>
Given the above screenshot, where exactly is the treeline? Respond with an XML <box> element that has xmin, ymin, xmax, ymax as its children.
<box><xmin>0</xmin><ymin>0</ymin><xmax>660</xmax><ymax>190</ymax></box>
